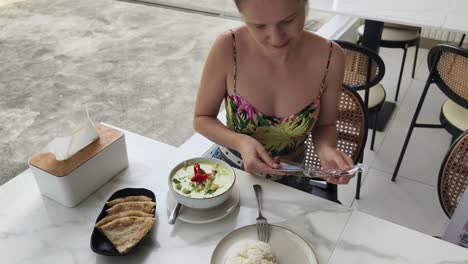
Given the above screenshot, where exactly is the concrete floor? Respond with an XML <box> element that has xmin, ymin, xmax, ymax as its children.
<box><xmin>0</xmin><ymin>0</ymin><xmax>331</xmax><ymax>185</ymax></box>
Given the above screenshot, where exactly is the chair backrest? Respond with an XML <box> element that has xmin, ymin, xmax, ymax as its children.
<box><xmin>438</xmin><ymin>130</ymin><xmax>468</xmax><ymax>217</ymax></box>
<box><xmin>335</xmin><ymin>40</ymin><xmax>386</xmax><ymax>92</ymax></box>
<box><xmin>304</xmin><ymin>86</ymin><xmax>368</xmax><ymax>169</ymax></box>
<box><xmin>427</xmin><ymin>44</ymin><xmax>468</xmax><ymax>108</ymax></box>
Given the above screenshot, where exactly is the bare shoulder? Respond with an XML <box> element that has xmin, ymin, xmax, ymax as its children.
<box><xmin>215</xmin><ymin>27</ymin><xmax>250</xmax><ymax>54</ymax></box>
<box><xmin>303</xmin><ymin>31</ymin><xmax>344</xmax><ymax>61</ymax></box>
<box><xmin>330</xmin><ymin>40</ymin><xmax>345</xmax><ymax>65</ymax></box>
<box><xmin>302</xmin><ymin>32</ymin><xmax>345</xmax><ymax>92</ymax></box>
<box><xmin>209</xmin><ymin>30</ymin><xmax>235</xmax><ymax>62</ymax></box>
<box><xmin>205</xmin><ymin>30</ymin><xmax>241</xmax><ymax>80</ymax></box>
<box><xmin>303</xmin><ymin>31</ymin><xmax>329</xmax><ymax>51</ymax></box>
<box><xmin>214</xmin><ymin>30</ymin><xmax>235</xmax><ymax>49</ymax></box>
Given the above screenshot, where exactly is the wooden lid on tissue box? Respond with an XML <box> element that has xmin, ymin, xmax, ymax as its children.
<box><xmin>29</xmin><ymin>124</ymin><xmax>124</xmax><ymax>177</ymax></box>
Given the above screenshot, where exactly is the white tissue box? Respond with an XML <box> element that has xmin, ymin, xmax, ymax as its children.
<box><xmin>28</xmin><ymin>124</ymin><xmax>129</xmax><ymax>207</ymax></box>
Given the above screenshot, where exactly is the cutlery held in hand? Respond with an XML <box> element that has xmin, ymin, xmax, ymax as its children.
<box><xmin>253</xmin><ymin>184</ymin><xmax>269</xmax><ymax>242</ymax></box>
<box><xmin>276</xmin><ymin>162</ymin><xmax>366</xmax><ymax>179</ymax></box>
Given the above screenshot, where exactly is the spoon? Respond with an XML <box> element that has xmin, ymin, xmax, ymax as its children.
<box><xmin>168</xmin><ymin>202</ymin><xmax>182</xmax><ymax>225</ymax></box>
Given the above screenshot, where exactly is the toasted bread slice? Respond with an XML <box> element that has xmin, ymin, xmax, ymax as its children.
<box><xmin>96</xmin><ymin>210</ymin><xmax>153</xmax><ymax>229</ymax></box>
<box><xmin>106</xmin><ymin>201</ymin><xmax>155</xmax><ymax>215</ymax></box>
<box><xmin>106</xmin><ymin>195</ymin><xmax>152</xmax><ymax>207</ymax></box>
<box><xmin>100</xmin><ymin>216</ymin><xmax>155</xmax><ymax>253</ymax></box>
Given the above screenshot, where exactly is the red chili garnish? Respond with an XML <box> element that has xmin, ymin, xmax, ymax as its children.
<box><xmin>193</xmin><ymin>163</ymin><xmax>205</xmax><ymax>175</ymax></box>
<box><xmin>191</xmin><ymin>163</ymin><xmax>210</xmax><ymax>183</ymax></box>
<box><xmin>191</xmin><ymin>173</ymin><xmax>211</xmax><ymax>183</ymax></box>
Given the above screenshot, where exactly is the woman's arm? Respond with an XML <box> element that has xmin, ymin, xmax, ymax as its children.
<box><xmin>193</xmin><ymin>32</ymin><xmax>281</xmax><ymax>174</ymax></box>
<box><xmin>313</xmin><ymin>42</ymin><xmax>343</xmax><ymax>153</ymax></box>
<box><xmin>313</xmin><ymin>41</ymin><xmax>353</xmax><ymax>184</ymax></box>
<box><xmin>193</xmin><ymin>32</ymin><xmax>243</xmax><ymax>150</ymax></box>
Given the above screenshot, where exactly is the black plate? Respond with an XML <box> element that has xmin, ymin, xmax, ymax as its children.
<box><xmin>90</xmin><ymin>188</ymin><xmax>156</xmax><ymax>256</ymax></box>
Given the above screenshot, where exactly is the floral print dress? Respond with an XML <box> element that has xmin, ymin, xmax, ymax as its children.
<box><xmin>226</xmin><ymin>92</ymin><xmax>321</xmax><ymax>157</ymax></box>
<box><xmin>224</xmin><ymin>30</ymin><xmax>333</xmax><ymax>157</ymax></box>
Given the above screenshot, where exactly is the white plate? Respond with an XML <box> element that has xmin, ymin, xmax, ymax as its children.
<box><xmin>211</xmin><ymin>224</ymin><xmax>318</xmax><ymax>264</ymax></box>
<box><xmin>165</xmin><ymin>184</ymin><xmax>240</xmax><ymax>224</ymax></box>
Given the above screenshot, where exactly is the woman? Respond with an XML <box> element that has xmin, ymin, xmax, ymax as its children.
<box><xmin>193</xmin><ymin>0</ymin><xmax>353</xmax><ymax>200</ymax></box>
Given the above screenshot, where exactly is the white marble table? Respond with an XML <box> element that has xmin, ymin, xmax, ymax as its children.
<box><xmin>445</xmin><ymin>0</ymin><xmax>468</xmax><ymax>34</ymax></box>
<box><xmin>328</xmin><ymin>211</ymin><xmax>468</xmax><ymax>263</ymax></box>
<box><xmin>310</xmin><ymin>0</ymin><xmax>451</xmax><ymax>30</ymax></box>
<box><xmin>309</xmin><ymin>0</ymin><xmax>467</xmax><ymax>51</ymax></box>
<box><xmin>1</xmin><ymin>126</ymin><xmax>467</xmax><ymax>263</ymax></box>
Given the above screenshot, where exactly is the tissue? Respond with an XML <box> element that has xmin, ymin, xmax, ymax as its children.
<box><xmin>40</xmin><ymin>112</ymin><xmax>99</xmax><ymax>161</ymax></box>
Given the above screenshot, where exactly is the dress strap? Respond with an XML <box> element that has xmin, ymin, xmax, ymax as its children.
<box><xmin>318</xmin><ymin>41</ymin><xmax>334</xmax><ymax>98</ymax></box>
<box><xmin>229</xmin><ymin>29</ymin><xmax>238</xmax><ymax>92</ymax></box>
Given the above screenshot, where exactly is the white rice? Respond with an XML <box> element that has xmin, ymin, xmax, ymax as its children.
<box><xmin>225</xmin><ymin>240</ymin><xmax>280</xmax><ymax>264</ymax></box>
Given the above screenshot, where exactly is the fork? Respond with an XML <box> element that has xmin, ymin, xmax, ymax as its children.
<box><xmin>253</xmin><ymin>184</ymin><xmax>268</xmax><ymax>242</ymax></box>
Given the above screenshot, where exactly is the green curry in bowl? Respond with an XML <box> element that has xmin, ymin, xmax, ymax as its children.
<box><xmin>171</xmin><ymin>161</ymin><xmax>233</xmax><ymax>199</ymax></box>
<box><xmin>168</xmin><ymin>157</ymin><xmax>236</xmax><ymax>209</ymax></box>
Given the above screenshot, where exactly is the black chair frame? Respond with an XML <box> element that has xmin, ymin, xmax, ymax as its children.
<box><xmin>358</xmin><ymin>26</ymin><xmax>420</xmax><ymax>102</ymax></box>
<box><xmin>305</xmin><ymin>86</ymin><xmax>369</xmax><ymax>200</ymax></box>
<box><xmin>392</xmin><ymin>44</ymin><xmax>468</xmax><ymax>181</ymax></box>
<box><xmin>459</xmin><ymin>34</ymin><xmax>466</xmax><ymax>47</ymax></box>
<box><xmin>335</xmin><ymin>40</ymin><xmax>386</xmax><ymax>151</ymax></box>
<box><xmin>344</xmin><ymin>86</ymin><xmax>369</xmax><ymax>200</ymax></box>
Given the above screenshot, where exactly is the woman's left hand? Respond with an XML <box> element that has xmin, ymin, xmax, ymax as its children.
<box><xmin>317</xmin><ymin>146</ymin><xmax>354</xmax><ymax>185</ymax></box>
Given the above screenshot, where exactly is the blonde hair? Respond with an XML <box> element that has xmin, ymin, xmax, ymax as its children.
<box><xmin>234</xmin><ymin>0</ymin><xmax>308</xmax><ymax>12</ymax></box>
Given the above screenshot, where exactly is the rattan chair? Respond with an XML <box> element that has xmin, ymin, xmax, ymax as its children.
<box><xmin>392</xmin><ymin>44</ymin><xmax>468</xmax><ymax>181</ymax></box>
<box><xmin>305</xmin><ymin>86</ymin><xmax>368</xmax><ymax>200</ymax></box>
<box><xmin>438</xmin><ymin>130</ymin><xmax>468</xmax><ymax>218</ymax></box>
<box><xmin>357</xmin><ymin>23</ymin><xmax>420</xmax><ymax>102</ymax></box>
<box><xmin>335</xmin><ymin>40</ymin><xmax>386</xmax><ymax>151</ymax></box>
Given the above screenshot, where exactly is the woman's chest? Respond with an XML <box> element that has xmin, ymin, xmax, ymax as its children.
<box><xmin>231</xmin><ymin>63</ymin><xmax>325</xmax><ymax>118</ymax></box>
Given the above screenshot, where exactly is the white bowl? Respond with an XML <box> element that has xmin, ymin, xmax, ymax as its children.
<box><xmin>168</xmin><ymin>157</ymin><xmax>236</xmax><ymax>209</ymax></box>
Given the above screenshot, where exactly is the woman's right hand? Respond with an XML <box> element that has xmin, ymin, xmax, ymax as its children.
<box><xmin>237</xmin><ymin>135</ymin><xmax>283</xmax><ymax>176</ymax></box>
